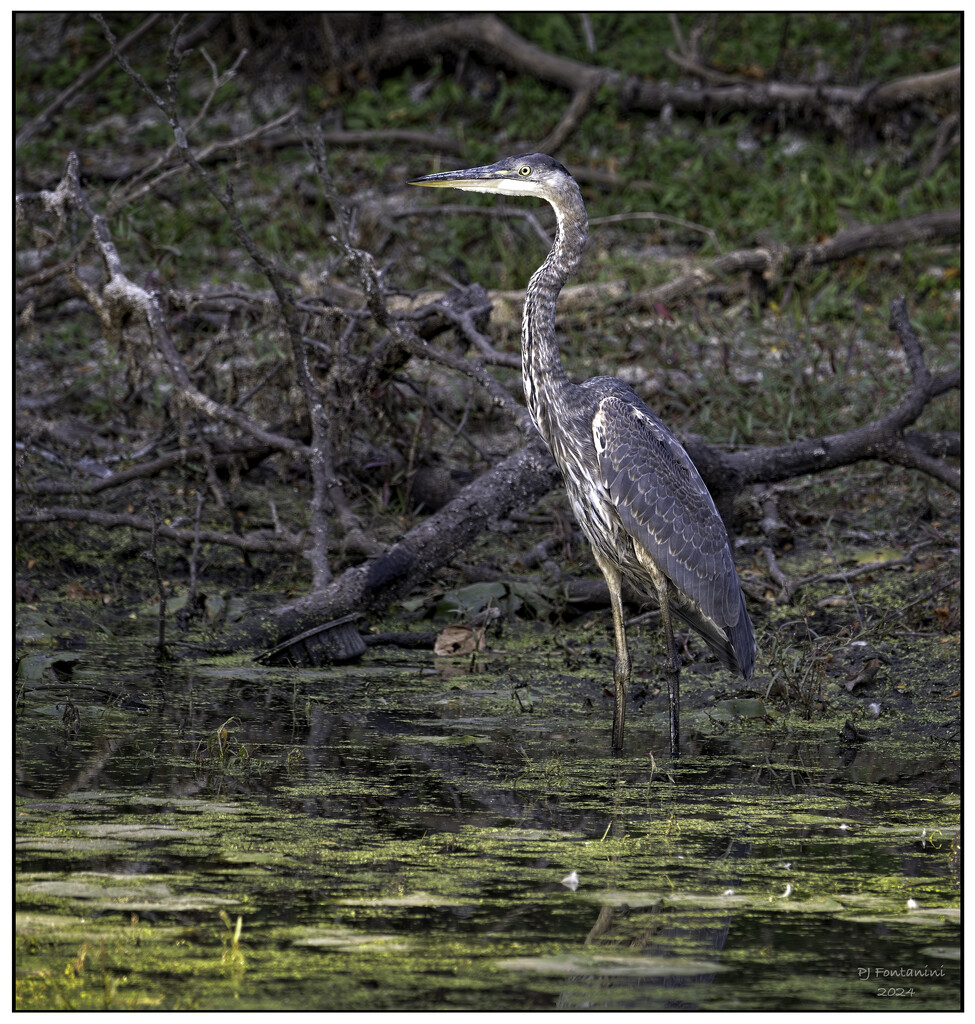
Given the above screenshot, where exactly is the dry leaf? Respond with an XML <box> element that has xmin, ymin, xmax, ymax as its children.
<box><xmin>434</xmin><ymin>625</ymin><xmax>485</xmax><ymax>657</ymax></box>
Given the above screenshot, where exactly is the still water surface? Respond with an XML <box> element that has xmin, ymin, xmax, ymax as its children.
<box><xmin>16</xmin><ymin>641</ymin><xmax>960</xmax><ymax>1011</ymax></box>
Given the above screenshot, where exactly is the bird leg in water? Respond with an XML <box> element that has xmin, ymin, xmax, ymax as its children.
<box><xmin>595</xmin><ymin>553</ymin><xmax>630</xmax><ymax>752</ymax></box>
<box><xmin>410</xmin><ymin>154</ymin><xmax>756</xmax><ymax>758</ymax></box>
<box><xmin>655</xmin><ymin>583</ymin><xmax>682</xmax><ymax>758</ymax></box>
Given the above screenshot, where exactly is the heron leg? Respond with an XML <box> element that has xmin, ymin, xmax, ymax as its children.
<box><xmin>654</xmin><ymin>583</ymin><xmax>682</xmax><ymax>758</ymax></box>
<box><xmin>594</xmin><ymin>554</ymin><xmax>629</xmax><ymax>753</ymax></box>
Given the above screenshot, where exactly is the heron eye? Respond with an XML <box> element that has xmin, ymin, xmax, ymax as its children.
<box><xmin>519</xmin><ymin>165</ymin><xmax>531</xmax><ymax>177</ymax></box>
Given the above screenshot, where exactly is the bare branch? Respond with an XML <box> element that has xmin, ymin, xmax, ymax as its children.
<box><xmin>19</xmin><ymin>440</ymin><xmax>269</xmax><ymax>496</ymax></box>
<box><xmin>16</xmin><ymin>13</ymin><xmax>165</xmax><ymax>148</ymax></box>
<box><xmin>538</xmin><ymin>78</ymin><xmax>600</xmax><ymax>154</ymax></box>
<box><xmin>359</xmin><ymin>14</ymin><xmax>959</xmax><ymax>123</ymax></box>
<box><xmin>626</xmin><ymin>210</ymin><xmax>960</xmax><ymax>310</ymax></box>
<box><xmin>41</xmin><ymin>152</ymin><xmax>311</xmax><ymax>460</ymax></box>
<box><xmin>692</xmin><ymin>298</ymin><xmax>959</xmax><ymax>497</ymax></box>
<box><xmin>19</xmin><ymin>506</ymin><xmax>300</xmax><ymax>553</ymax></box>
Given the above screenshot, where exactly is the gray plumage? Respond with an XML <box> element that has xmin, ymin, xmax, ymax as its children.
<box><xmin>410</xmin><ymin>153</ymin><xmax>755</xmax><ymax>756</ymax></box>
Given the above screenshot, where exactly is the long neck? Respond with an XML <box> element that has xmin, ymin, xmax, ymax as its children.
<box><xmin>522</xmin><ymin>185</ymin><xmax>588</xmax><ymax>448</ymax></box>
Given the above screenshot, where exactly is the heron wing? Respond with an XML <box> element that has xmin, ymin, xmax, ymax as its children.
<box><xmin>592</xmin><ymin>392</ymin><xmax>753</xmax><ymax>674</ymax></box>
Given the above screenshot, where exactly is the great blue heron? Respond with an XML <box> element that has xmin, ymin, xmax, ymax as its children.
<box><xmin>410</xmin><ymin>154</ymin><xmax>755</xmax><ymax>757</ymax></box>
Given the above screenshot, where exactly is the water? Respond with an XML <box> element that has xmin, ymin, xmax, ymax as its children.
<box><xmin>15</xmin><ymin>639</ymin><xmax>960</xmax><ymax>1011</ymax></box>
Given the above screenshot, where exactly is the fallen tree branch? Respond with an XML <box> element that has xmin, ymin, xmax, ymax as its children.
<box><xmin>665</xmin><ymin>48</ymin><xmax>962</xmax><ymax>111</ymax></box>
<box><xmin>19</xmin><ymin>506</ymin><xmax>300</xmax><ymax>553</ymax></box>
<box><xmin>217</xmin><ymin>296</ymin><xmax>955</xmax><ymax>654</ymax></box>
<box><xmin>217</xmin><ymin>437</ymin><xmax>562</xmax><ymax>651</ymax></box>
<box><xmin>358</xmin><ymin>14</ymin><xmax>959</xmax><ymax>126</ymax></box>
<box><xmin>18</xmin><ymin>439</ymin><xmax>271</xmax><ymax>496</ymax></box>
<box><xmin>687</xmin><ymin>297</ymin><xmax>960</xmax><ymax>501</ymax></box>
<box><xmin>25</xmin><ymin>152</ymin><xmax>313</xmax><ymax>462</ymax></box>
<box><xmin>626</xmin><ymin>209</ymin><xmax>960</xmax><ymax>310</ymax></box>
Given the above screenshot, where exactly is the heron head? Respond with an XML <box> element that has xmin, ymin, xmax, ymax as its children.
<box><xmin>409</xmin><ymin>153</ymin><xmax>575</xmax><ymax>202</ymax></box>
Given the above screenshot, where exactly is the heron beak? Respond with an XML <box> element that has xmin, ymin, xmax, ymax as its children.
<box><xmin>408</xmin><ymin>163</ymin><xmax>510</xmax><ymax>192</ymax></box>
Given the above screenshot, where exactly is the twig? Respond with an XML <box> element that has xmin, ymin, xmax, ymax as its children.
<box><xmin>431</xmin><ymin>301</ymin><xmax>520</xmax><ymax>368</ymax></box>
<box><xmin>762</xmin><ymin>545</ymin><xmax>794</xmax><ymax>603</ymax></box>
<box><xmin>578</xmin><ymin>14</ymin><xmax>596</xmax><ymax>54</ymax></box>
<box><xmin>185</xmin><ymin>490</ymin><xmax>205</xmax><ymax>617</ymax></box>
<box><xmin>916</xmin><ymin>112</ymin><xmax>961</xmax><ymax>182</ymax></box>
<box><xmin>825</xmin><ymin>538</ymin><xmax>865</xmax><ymax>630</ymax></box>
<box><xmin>307</xmin><ymin>127</ymin><xmax>386</xmax><ymax>565</ymax></box>
<box><xmin>665</xmin><ymin>49</ymin><xmax>750</xmax><ymax>86</ymax></box>
<box><xmin>591</xmin><ymin>210</ymin><xmax>720</xmax><ymax>249</ymax></box>
<box><xmin>395</xmin><ymin>375</ymin><xmax>490</xmax><ymax>461</ymax></box>
<box><xmin>755</xmin><ymin>487</ymin><xmax>791</xmax><ymax>545</ymax></box>
<box><xmin>791</xmin><ymin>540</ymin><xmax>935</xmax><ymax>592</ymax></box>
<box><xmin>319</xmin><ymin>14</ymin><xmax>360</xmax><ymax>93</ymax></box>
<box><xmin>105</xmin><ymin>106</ymin><xmax>299</xmax><ymax>219</ymax></box>
<box><xmin>667</xmin><ymin>14</ymin><xmax>687</xmax><ymax>57</ymax></box>
<box><xmin>16</xmin><ymin>13</ymin><xmax>164</xmax><ymax>147</ymax></box>
<box><xmin>884</xmin><ymin>573</ymin><xmax>958</xmax><ymax>625</ymax></box>
<box><xmin>538</xmin><ymin>78</ymin><xmax>599</xmax><ymax>154</ymax></box>
<box><xmin>19</xmin><ymin>439</ymin><xmax>270</xmax><ymax>496</ymax></box>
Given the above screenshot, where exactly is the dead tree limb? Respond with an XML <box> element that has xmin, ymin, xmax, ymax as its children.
<box><xmin>686</xmin><ymin>297</ymin><xmax>959</xmax><ymax>505</ymax></box>
<box><xmin>19</xmin><ymin>506</ymin><xmax>300</xmax><ymax>554</ymax></box>
<box><xmin>358</xmin><ymin>14</ymin><xmax>959</xmax><ymax>126</ymax></box>
<box><xmin>617</xmin><ymin>60</ymin><xmax>961</xmax><ymax>121</ymax></box>
<box><xmin>220</xmin><ymin>293</ymin><xmax>955</xmax><ymax>654</ymax></box>
<box><xmin>219</xmin><ymin>437</ymin><xmax>562</xmax><ymax>650</ymax></box>
<box><xmin>627</xmin><ymin>209</ymin><xmax>960</xmax><ymax>310</ymax></box>
<box><xmin>361</xmin><ymin>14</ymin><xmax>605</xmax><ymax>95</ymax></box>
<box><xmin>48</xmin><ymin>151</ymin><xmax>310</xmax><ymax>461</ymax></box>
